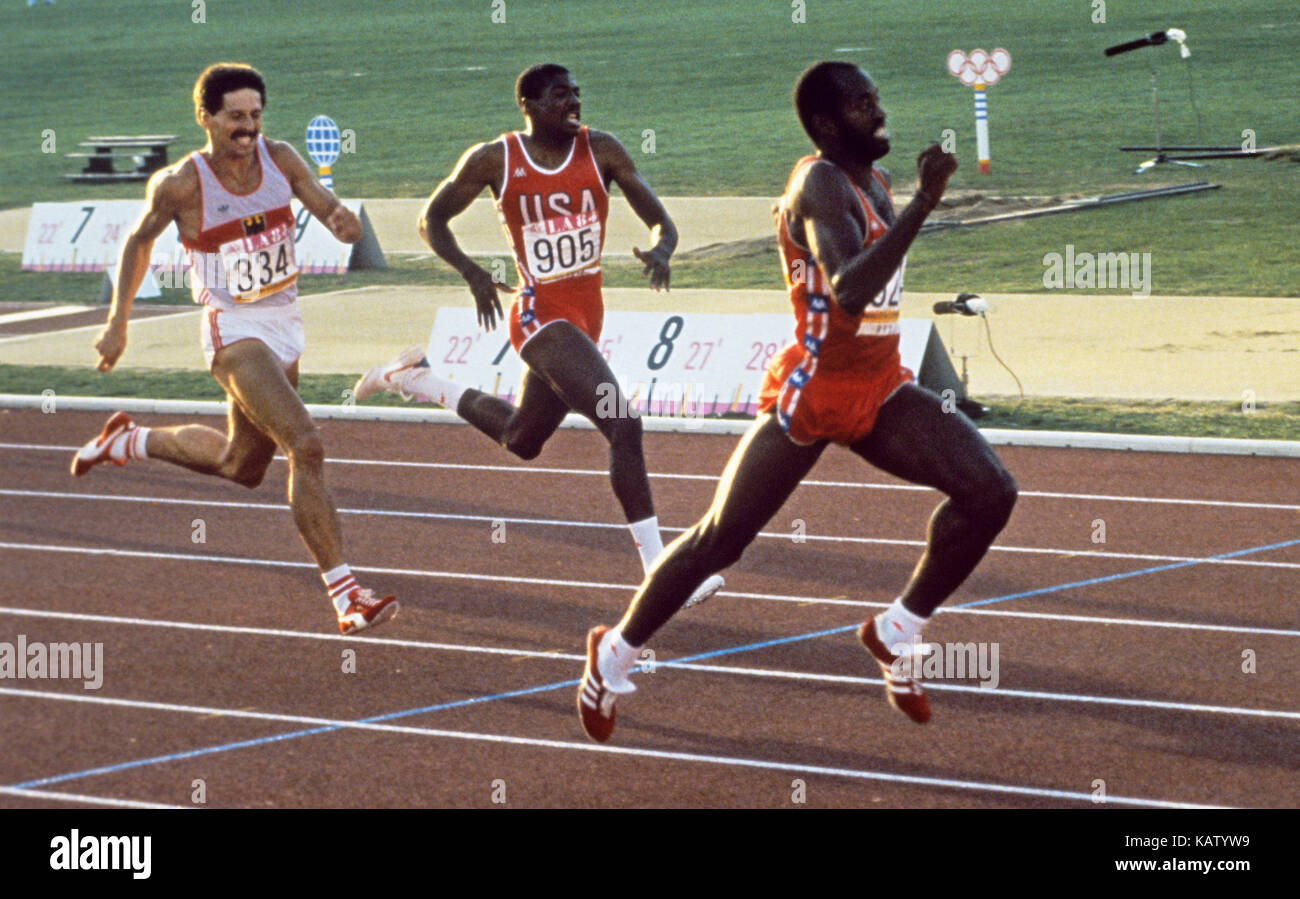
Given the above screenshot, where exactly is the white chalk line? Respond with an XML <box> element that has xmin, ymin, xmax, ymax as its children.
<box><xmin>3</xmin><ymin>487</ymin><xmax>1298</xmax><ymax>572</ymax></box>
<box><xmin>1</xmin><ymin>540</ymin><xmax>1296</xmax><ymax>636</ymax></box>
<box><xmin>0</xmin><ymin>784</ymin><xmax>186</xmax><ymax>810</ymax></box>
<box><xmin>0</xmin><ymin>604</ymin><xmax>1296</xmax><ymax>720</ymax></box>
<box><xmin>2</xmin><ymin>441</ymin><xmax>1298</xmax><ymax>511</ymax></box>
<box><xmin>0</xmin><ymin>686</ymin><xmax>1226</xmax><ymax>810</ymax></box>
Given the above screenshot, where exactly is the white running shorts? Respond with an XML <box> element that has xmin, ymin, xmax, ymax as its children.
<box><xmin>200</xmin><ymin>302</ymin><xmax>305</xmax><ymax>371</ymax></box>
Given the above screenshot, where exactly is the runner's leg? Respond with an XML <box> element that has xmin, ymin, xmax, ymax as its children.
<box><xmin>143</xmin><ymin>372</ymin><xmax>281</xmax><ymax>488</ymax></box>
<box><xmin>514</xmin><ymin>320</ymin><xmax>655</xmax><ymax>522</ymax></box>
<box><xmin>211</xmin><ymin>340</ymin><xmax>344</xmax><ymax>571</ymax></box>
<box><xmin>618</xmin><ymin>415</ymin><xmax>826</xmax><ymax>645</ymax></box>
<box><xmin>457</xmin><ymin>365</ymin><xmax>570</xmax><ymax>460</ymax></box>
<box><xmin>849</xmin><ymin>383</ymin><xmax>1017</xmax><ymax>617</ymax></box>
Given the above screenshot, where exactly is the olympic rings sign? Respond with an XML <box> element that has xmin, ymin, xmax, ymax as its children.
<box><xmin>946</xmin><ymin>48</ymin><xmax>1011</xmax><ymax>86</ymax></box>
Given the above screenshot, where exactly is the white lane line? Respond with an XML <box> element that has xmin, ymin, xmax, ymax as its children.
<box><xmin>662</xmin><ymin>662</ymin><xmax>1300</xmax><ymax>721</ymax></box>
<box><xmin>0</xmin><ymin>306</ymin><xmax>91</xmax><ymax>326</ymax></box>
<box><xmin>0</xmin><ymin>785</ymin><xmax>185</xmax><ymax>810</ymax></box>
<box><xmin>0</xmin><ymin>686</ymin><xmax>1225</xmax><ymax>809</ymax></box>
<box><xmin>1</xmin><ymin>543</ymin><xmax>1297</xmax><ymax>637</ymax></box>
<box><xmin>4</xmin><ymin>488</ymin><xmax>1298</xmax><ymax>571</ymax></box>
<box><xmin>1</xmin><ymin>606</ymin><xmax>1296</xmax><ymax>719</ymax></box>
<box><xmin>2</xmin><ymin>599</ymin><xmax>1297</xmax><ymax>646</ymax></box>
<box><xmin>3</xmin><ymin>443</ymin><xmax>1298</xmax><ymax>511</ymax></box>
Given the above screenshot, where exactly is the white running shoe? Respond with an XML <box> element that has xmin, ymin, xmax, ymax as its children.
<box><xmin>353</xmin><ymin>346</ymin><xmax>429</xmax><ymax>401</ymax></box>
<box><xmin>684</xmin><ymin>574</ymin><xmax>725</xmax><ymax>609</ymax></box>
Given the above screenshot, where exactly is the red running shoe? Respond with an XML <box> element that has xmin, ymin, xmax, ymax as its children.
<box><xmin>858</xmin><ymin>619</ymin><xmax>932</xmax><ymax>724</ymax></box>
<box><xmin>577</xmin><ymin>626</ymin><xmax>627</xmax><ymax>743</ymax></box>
<box><xmin>337</xmin><ymin>587</ymin><xmax>400</xmax><ymax>635</ymax></box>
<box><xmin>70</xmin><ymin>411</ymin><xmax>137</xmax><ymax>476</ymax></box>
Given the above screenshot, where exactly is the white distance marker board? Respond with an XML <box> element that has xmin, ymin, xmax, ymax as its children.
<box><xmin>23</xmin><ymin>199</ymin><xmax>366</xmax><ymax>274</ymax></box>
<box><xmin>427</xmin><ymin>307</ymin><xmax>936</xmax><ymax>417</ymax></box>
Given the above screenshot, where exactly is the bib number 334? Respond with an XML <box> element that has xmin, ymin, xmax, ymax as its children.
<box><xmin>219</xmin><ymin>222</ymin><xmax>299</xmax><ymax>302</ymax></box>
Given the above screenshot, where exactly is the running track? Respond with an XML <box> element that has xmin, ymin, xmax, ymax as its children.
<box><xmin>0</xmin><ymin>408</ymin><xmax>1296</xmax><ymax>809</ymax></box>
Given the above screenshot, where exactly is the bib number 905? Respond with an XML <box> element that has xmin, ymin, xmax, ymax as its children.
<box><xmin>523</xmin><ymin>213</ymin><xmax>601</xmax><ymax>282</ymax></box>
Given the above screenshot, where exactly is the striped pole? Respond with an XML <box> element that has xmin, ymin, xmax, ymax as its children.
<box><xmin>974</xmin><ymin>83</ymin><xmax>991</xmax><ymax>174</ymax></box>
<box><xmin>948</xmin><ymin>48</ymin><xmax>1010</xmax><ymax>176</ymax></box>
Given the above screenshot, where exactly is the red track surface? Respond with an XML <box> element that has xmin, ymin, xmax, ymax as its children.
<box><xmin>0</xmin><ymin>407</ymin><xmax>1296</xmax><ymax>808</ymax></box>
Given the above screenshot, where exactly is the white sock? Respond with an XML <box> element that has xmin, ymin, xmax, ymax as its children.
<box><xmin>129</xmin><ymin>426</ymin><xmax>150</xmax><ymax>460</ymax></box>
<box><xmin>107</xmin><ymin>426</ymin><xmax>149</xmax><ymax>462</ymax></box>
<box><xmin>404</xmin><ymin>368</ymin><xmax>467</xmax><ymax>412</ymax></box>
<box><xmin>628</xmin><ymin>516</ymin><xmax>664</xmax><ymax>572</ymax></box>
<box><xmin>875</xmin><ymin>598</ymin><xmax>929</xmax><ymax>648</ymax></box>
<box><xmin>323</xmin><ymin>564</ymin><xmax>357</xmax><ymax>614</ymax></box>
<box><xmin>598</xmin><ymin>627</ymin><xmax>640</xmax><ymax>689</ymax></box>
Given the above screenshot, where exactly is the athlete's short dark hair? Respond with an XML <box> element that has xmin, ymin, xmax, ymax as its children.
<box><xmin>194</xmin><ymin>63</ymin><xmax>267</xmax><ymax>116</ymax></box>
<box><xmin>516</xmin><ymin>63</ymin><xmax>570</xmax><ymax>104</ymax></box>
<box><xmin>794</xmin><ymin>61</ymin><xmax>860</xmax><ymax>143</ymax></box>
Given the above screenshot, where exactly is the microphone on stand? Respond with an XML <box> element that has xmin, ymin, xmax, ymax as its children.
<box><xmin>1104</xmin><ymin>30</ymin><xmax>1169</xmax><ymax>56</ymax></box>
<box><xmin>1105</xmin><ymin>28</ymin><xmax>1188</xmax><ymax>57</ymax></box>
<box><xmin>933</xmin><ymin>292</ymin><xmax>988</xmax><ymax>316</ymax></box>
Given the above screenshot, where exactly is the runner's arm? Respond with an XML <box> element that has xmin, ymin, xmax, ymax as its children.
<box><xmin>799</xmin><ymin>147</ymin><xmax>952</xmax><ymax>317</ymax></box>
<box><xmin>271</xmin><ymin>140</ymin><xmax>361</xmax><ymax>243</ymax></box>
<box><xmin>593</xmin><ymin>131</ymin><xmax>676</xmax><ymax>290</ymax></box>
<box><xmin>419</xmin><ymin>142</ymin><xmax>503</xmax><ymax>277</ymax></box>
<box><xmin>94</xmin><ymin>169</ymin><xmax>183</xmax><ymax>372</ymax></box>
<box><xmin>419</xmin><ymin>142</ymin><xmax>512</xmax><ymax>329</ymax></box>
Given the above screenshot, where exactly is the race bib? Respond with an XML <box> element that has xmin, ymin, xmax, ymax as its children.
<box><xmin>219</xmin><ymin>221</ymin><xmax>299</xmax><ymax>302</ymax></box>
<box><xmin>522</xmin><ymin>211</ymin><xmax>601</xmax><ymax>283</ymax></box>
<box><xmin>856</xmin><ymin>261</ymin><xmax>903</xmax><ymax>337</ymax></box>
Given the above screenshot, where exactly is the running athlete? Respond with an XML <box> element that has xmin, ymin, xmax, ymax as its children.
<box><xmin>356</xmin><ymin>63</ymin><xmax>722</xmax><ymax>606</ymax></box>
<box><xmin>73</xmin><ymin>63</ymin><xmax>398</xmax><ymax>635</ymax></box>
<box><xmin>577</xmin><ymin>62</ymin><xmax>1019</xmax><ymax>742</ymax></box>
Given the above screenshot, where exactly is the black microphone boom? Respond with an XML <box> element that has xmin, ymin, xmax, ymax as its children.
<box><xmin>934</xmin><ymin>292</ymin><xmax>986</xmax><ymax>316</ymax></box>
<box><xmin>1104</xmin><ymin>31</ymin><xmax>1168</xmax><ymax>56</ymax></box>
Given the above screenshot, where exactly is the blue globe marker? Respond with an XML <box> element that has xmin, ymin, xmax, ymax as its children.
<box><xmin>306</xmin><ymin>115</ymin><xmax>341</xmax><ymax>189</ymax></box>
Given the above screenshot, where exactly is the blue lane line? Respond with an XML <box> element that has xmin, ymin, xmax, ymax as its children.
<box><xmin>13</xmin><ymin>727</ymin><xmax>340</xmax><ymax>789</ymax></box>
<box><xmin>13</xmin><ymin>535</ymin><xmax>1297</xmax><ymax>791</ymax></box>
<box><xmin>656</xmin><ymin>624</ymin><xmax>855</xmax><ymax>666</ymax></box>
<box><xmin>12</xmin><ymin>678</ymin><xmax>583</xmax><ymax>790</ymax></box>
<box><xmin>953</xmin><ymin>536</ymin><xmax>1300</xmax><ymax>610</ymax></box>
<box><xmin>651</xmin><ymin>536</ymin><xmax>1300</xmax><ymax>665</ymax></box>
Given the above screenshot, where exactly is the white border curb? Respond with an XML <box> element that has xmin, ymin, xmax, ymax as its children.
<box><xmin>2</xmin><ymin>394</ymin><xmax>1297</xmax><ymax>457</ymax></box>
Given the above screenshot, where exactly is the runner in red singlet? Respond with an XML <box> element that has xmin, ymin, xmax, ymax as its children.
<box><xmin>355</xmin><ymin>64</ymin><xmax>723</xmax><ymax>606</ymax></box>
<box><xmin>576</xmin><ymin>62</ymin><xmax>1019</xmax><ymax>742</ymax></box>
<box><xmin>73</xmin><ymin>63</ymin><xmax>398</xmax><ymax>635</ymax></box>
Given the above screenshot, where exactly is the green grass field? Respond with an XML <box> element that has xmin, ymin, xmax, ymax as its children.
<box><xmin>5</xmin><ymin>0</ymin><xmax>1299</xmax><ymax>296</ymax></box>
<box><xmin>3</xmin><ymin>1</ymin><xmax>1297</xmax><ymax>433</ymax></box>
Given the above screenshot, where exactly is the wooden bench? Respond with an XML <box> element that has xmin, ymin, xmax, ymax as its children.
<box><xmin>64</xmin><ymin>135</ymin><xmax>177</xmax><ymax>183</ymax></box>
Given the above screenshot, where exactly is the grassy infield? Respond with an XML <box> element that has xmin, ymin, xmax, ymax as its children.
<box><xmin>3</xmin><ymin>0</ymin><xmax>1296</xmax><ymax>439</ymax></box>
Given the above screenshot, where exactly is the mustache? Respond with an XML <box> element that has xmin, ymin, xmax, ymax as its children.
<box><xmin>232</xmin><ymin>130</ymin><xmax>259</xmax><ymax>139</ymax></box>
